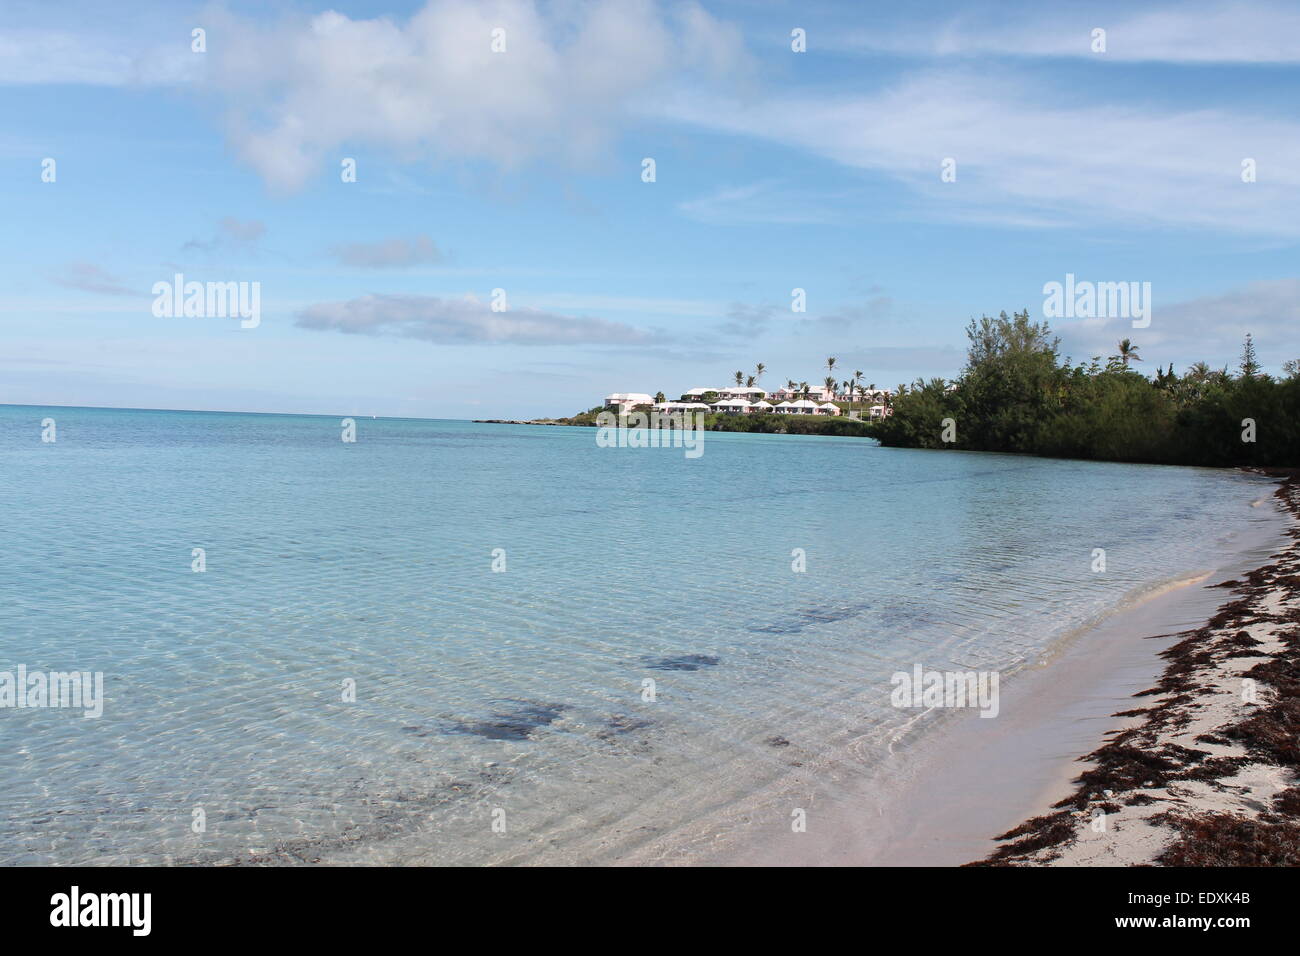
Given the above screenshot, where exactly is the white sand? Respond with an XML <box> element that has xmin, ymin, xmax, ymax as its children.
<box><xmin>621</xmin><ymin>486</ymin><xmax>1295</xmax><ymax>867</ymax></box>
<box><xmin>1005</xmin><ymin>552</ymin><xmax>1300</xmax><ymax>866</ymax></box>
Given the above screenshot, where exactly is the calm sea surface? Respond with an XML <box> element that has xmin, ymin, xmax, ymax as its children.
<box><xmin>0</xmin><ymin>405</ymin><xmax>1282</xmax><ymax>864</ymax></box>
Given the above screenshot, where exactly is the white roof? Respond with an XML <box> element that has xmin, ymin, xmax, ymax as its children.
<box><xmin>819</xmin><ymin>402</ymin><xmax>839</xmax><ymax>409</ymax></box>
<box><xmin>682</xmin><ymin>387</ymin><xmax>720</xmax><ymax>397</ymax></box>
<box><xmin>712</xmin><ymin>398</ymin><xmax>751</xmax><ymax>407</ymax></box>
<box><xmin>720</xmin><ymin>387</ymin><xmax>766</xmax><ymax>396</ymax></box>
<box><xmin>790</xmin><ymin>399</ymin><xmax>819</xmax><ymax>408</ymax></box>
<box><xmin>774</xmin><ymin>401</ymin><xmax>795</xmax><ymax>408</ymax></box>
<box><xmin>605</xmin><ymin>393</ymin><xmax>653</xmax><ymax>403</ymax></box>
<box><xmin>750</xmin><ymin>400</ymin><xmax>774</xmax><ymax>407</ymax></box>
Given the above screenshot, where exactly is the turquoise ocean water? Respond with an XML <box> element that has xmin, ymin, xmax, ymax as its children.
<box><xmin>0</xmin><ymin>405</ymin><xmax>1282</xmax><ymax>864</ymax></box>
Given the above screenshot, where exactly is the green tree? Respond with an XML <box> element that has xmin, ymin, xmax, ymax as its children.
<box><xmin>876</xmin><ymin>311</ymin><xmax>1300</xmax><ymax>466</ymax></box>
<box><xmin>958</xmin><ymin>309</ymin><xmax>1063</xmax><ymax>452</ymax></box>
<box><xmin>1240</xmin><ymin>333</ymin><xmax>1260</xmax><ymax>379</ymax></box>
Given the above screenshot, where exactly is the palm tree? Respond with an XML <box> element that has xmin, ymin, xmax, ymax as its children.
<box><xmin>785</xmin><ymin>379</ymin><xmax>797</xmax><ymax>401</ymax></box>
<box><xmin>826</xmin><ymin>357</ymin><xmax>837</xmax><ymax>381</ymax></box>
<box><xmin>734</xmin><ymin>370</ymin><xmax>745</xmax><ymax>387</ymax></box>
<box><xmin>754</xmin><ymin>363</ymin><xmax>766</xmax><ymax>385</ymax></box>
<box><xmin>799</xmin><ymin>381</ymin><xmax>810</xmax><ymax>401</ymax></box>
<box><xmin>1117</xmin><ymin>339</ymin><xmax>1141</xmax><ymax>368</ymax></box>
<box><xmin>853</xmin><ymin>370</ymin><xmax>864</xmax><ymax>414</ymax></box>
<box><xmin>746</xmin><ymin>375</ymin><xmax>756</xmax><ymax>388</ymax></box>
<box><xmin>824</xmin><ymin>376</ymin><xmax>837</xmax><ymax>405</ymax></box>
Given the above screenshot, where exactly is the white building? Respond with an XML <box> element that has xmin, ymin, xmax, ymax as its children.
<box><xmin>710</xmin><ymin>398</ymin><xmax>752</xmax><ymax>414</ymax></box>
<box><xmin>655</xmin><ymin>401</ymin><xmax>710</xmax><ymax>412</ymax></box>
<box><xmin>772</xmin><ymin>385</ymin><xmax>833</xmax><ymax>403</ymax></box>
<box><xmin>718</xmin><ymin>386</ymin><xmax>767</xmax><ymax>400</ymax></box>
<box><xmin>604</xmin><ymin>392</ymin><xmax>654</xmax><ymax>411</ymax></box>
<box><xmin>681</xmin><ymin>387</ymin><xmax>722</xmax><ymax>400</ymax></box>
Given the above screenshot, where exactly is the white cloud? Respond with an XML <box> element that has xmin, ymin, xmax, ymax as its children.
<box><xmin>526</xmin><ymin>292</ymin><xmax>725</xmax><ymax>318</ymax></box>
<box><xmin>0</xmin><ymin>20</ymin><xmax>201</xmax><ymax>86</ymax></box>
<box><xmin>831</xmin><ymin>1</ymin><xmax>1300</xmax><ymax>64</ymax></box>
<box><xmin>1055</xmin><ymin>278</ymin><xmax>1300</xmax><ymax>369</ymax></box>
<box><xmin>203</xmin><ymin>0</ymin><xmax>751</xmax><ymax>191</ymax></box>
<box><xmin>662</xmin><ymin>71</ymin><xmax>1300</xmax><ymax>235</ymax></box>
<box><xmin>295</xmin><ymin>293</ymin><xmax>652</xmax><ymax>345</ymax></box>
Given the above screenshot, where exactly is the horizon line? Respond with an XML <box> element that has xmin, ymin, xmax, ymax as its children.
<box><xmin>0</xmin><ymin>401</ymin><xmax>473</xmax><ymax>424</ymax></box>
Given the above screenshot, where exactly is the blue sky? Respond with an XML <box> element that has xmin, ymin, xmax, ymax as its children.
<box><xmin>3</xmin><ymin>0</ymin><xmax>1300</xmax><ymax>419</ymax></box>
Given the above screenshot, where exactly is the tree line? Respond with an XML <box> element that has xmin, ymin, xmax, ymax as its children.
<box><xmin>873</xmin><ymin>309</ymin><xmax>1300</xmax><ymax>467</ymax></box>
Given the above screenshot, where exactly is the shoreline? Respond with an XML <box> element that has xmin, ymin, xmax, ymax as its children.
<box><xmin>617</xmin><ymin>474</ymin><xmax>1295</xmax><ymax>867</ymax></box>
<box><xmin>972</xmin><ymin>475</ymin><xmax>1300</xmax><ymax>866</ymax></box>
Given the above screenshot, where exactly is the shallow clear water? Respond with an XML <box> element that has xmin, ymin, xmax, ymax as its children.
<box><xmin>0</xmin><ymin>405</ymin><xmax>1282</xmax><ymax>864</ymax></box>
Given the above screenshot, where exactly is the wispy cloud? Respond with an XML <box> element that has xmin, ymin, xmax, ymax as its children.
<box><xmin>677</xmin><ymin>180</ymin><xmax>841</xmax><ymax>225</ymax></box>
<box><xmin>847</xmin><ymin>345</ymin><xmax>967</xmax><ymax>377</ymax></box>
<box><xmin>717</xmin><ymin>302</ymin><xmax>776</xmax><ymax>338</ymax></box>
<box><xmin>329</xmin><ymin>235</ymin><xmax>441</xmax><ymax>268</ymax></box>
<box><xmin>182</xmin><ymin>217</ymin><xmax>267</xmax><ymax>253</ymax></box>
<box><xmin>1056</xmin><ymin>278</ymin><xmax>1300</xmax><ymax>367</ymax></box>
<box><xmin>663</xmin><ymin>70</ymin><xmax>1300</xmax><ymax>235</ymax></box>
<box><xmin>528</xmin><ymin>292</ymin><xmax>725</xmax><ymax>318</ymax></box>
<box><xmin>48</xmin><ymin>262</ymin><xmax>133</xmax><ymax>296</ymax></box>
<box><xmin>828</xmin><ymin>1</ymin><xmax>1300</xmax><ymax>64</ymax></box>
<box><xmin>0</xmin><ymin>26</ymin><xmax>200</xmax><ymax>85</ymax></box>
<box><xmin>295</xmin><ymin>293</ymin><xmax>653</xmax><ymax>346</ymax></box>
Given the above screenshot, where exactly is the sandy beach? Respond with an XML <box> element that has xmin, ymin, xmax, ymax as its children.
<box><xmin>626</xmin><ymin>474</ymin><xmax>1297</xmax><ymax>867</ymax></box>
<box><xmin>974</xmin><ymin>475</ymin><xmax>1300</xmax><ymax>866</ymax></box>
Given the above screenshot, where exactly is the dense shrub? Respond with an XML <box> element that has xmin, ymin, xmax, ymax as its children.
<box><xmin>875</xmin><ymin>310</ymin><xmax>1300</xmax><ymax>466</ymax></box>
